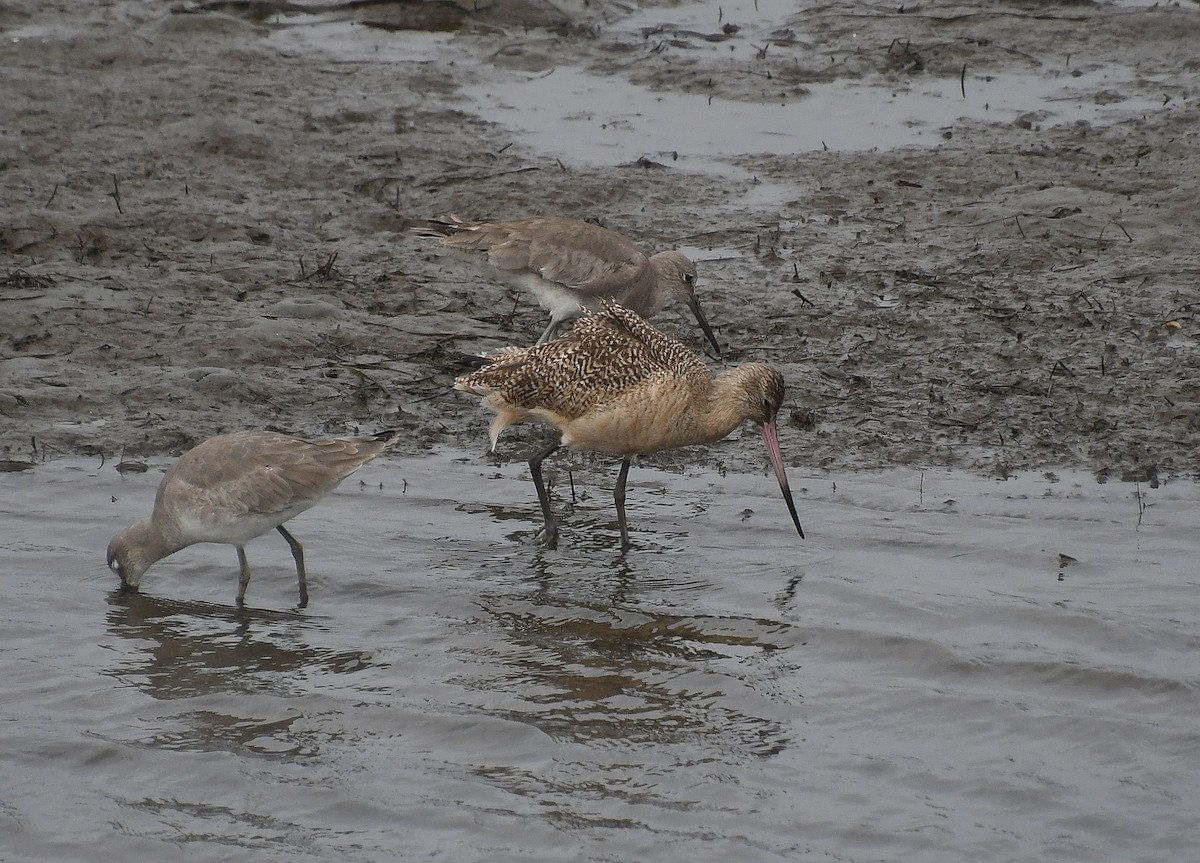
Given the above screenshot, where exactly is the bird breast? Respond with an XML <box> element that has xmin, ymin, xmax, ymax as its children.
<box><xmin>557</xmin><ymin>376</ymin><xmax>727</xmax><ymax>456</ymax></box>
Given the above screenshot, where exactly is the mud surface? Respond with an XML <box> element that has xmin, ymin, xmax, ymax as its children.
<box><xmin>3</xmin><ymin>0</ymin><xmax>1200</xmax><ymax>479</ymax></box>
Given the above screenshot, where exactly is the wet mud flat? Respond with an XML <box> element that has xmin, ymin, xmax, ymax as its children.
<box><xmin>1</xmin><ymin>0</ymin><xmax>1199</xmax><ymax>481</ymax></box>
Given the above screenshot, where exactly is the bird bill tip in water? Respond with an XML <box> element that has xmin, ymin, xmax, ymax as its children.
<box><xmin>687</xmin><ymin>294</ymin><xmax>722</xmax><ymax>357</ymax></box>
<box><xmin>760</xmin><ymin>418</ymin><xmax>805</xmax><ymax>539</ymax></box>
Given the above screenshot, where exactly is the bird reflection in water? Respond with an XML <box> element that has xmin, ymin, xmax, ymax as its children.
<box><xmin>104</xmin><ymin>591</ymin><xmax>377</xmax><ymax>757</ymax></box>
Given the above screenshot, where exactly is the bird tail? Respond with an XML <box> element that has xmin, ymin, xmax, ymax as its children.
<box><xmin>408</xmin><ymin>214</ymin><xmax>471</xmax><ymax>239</ymax></box>
<box><xmin>368</xmin><ymin>428</ymin><xmax>404</xmax><ymax>450</ymax></box>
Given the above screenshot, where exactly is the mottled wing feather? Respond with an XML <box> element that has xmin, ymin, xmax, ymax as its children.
<box><xmin>456</xmin><ymin>301</ymin><xmax>708</xmax><ymax>421</ymax></box>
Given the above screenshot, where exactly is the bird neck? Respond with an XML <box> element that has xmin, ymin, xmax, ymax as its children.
<box><xmin>695</xmin><ymin>366</ymin><xmax>762</xmax><ymax>441</ymax></box>
<box><xmin>636</xmin><ymin>254</ymin><xmax>678</xmax><ymax>316</ymax></box>
<box><xmin>124</xmin><ymin>517</ymin><xmax>182</xmax><ymax>576</ymax></box>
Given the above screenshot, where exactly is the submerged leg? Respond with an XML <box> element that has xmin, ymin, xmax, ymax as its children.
<box><xmin>236</xmin><ymin>546</ymin><xmax>252</xmax><ymax>606</ymax></box>
<box><xmin>277</xmin><ymin>525</ymin><xmax>308</xmax><ymax>608</ymax></box>
<box><xmin>614</xmin><ymin>456</ymin><xmax>632</xmax><ymax>552</ymax></box>
<box><xmin>529</xmin><ymin>440</ymin><xmax>563</xmax><ymax>548</ymax></box>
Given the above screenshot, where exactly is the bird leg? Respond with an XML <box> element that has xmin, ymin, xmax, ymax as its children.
<box><xmin>613</xmin><ymin>456</ymin><xmax>633</xmax><ymax>552</ymax></box>
<box><xmin>535</xmin><ymin>319</ymin><xmax>560</xmax><ymax>345</ymax></box>
<box><xmin>537</xmin><ymin>310</ymin><xmax>580</xmax><ymax>345</ymax></box>
<box><xmin>528</xmin><ymin>440</ymin><xmax>563</xmax><ymax>548</ymax></box>
<box><xmin>236</xmin><ymin>546</ymin><xmax>252</xmax><ymax>607</ymax></box>
<box><xmin>276</xmin><ymin>525</ymin><xmax>309</xmax><ymax>608</ymax></box>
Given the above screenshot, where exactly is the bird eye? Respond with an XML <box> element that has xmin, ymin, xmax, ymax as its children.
<box><xmin>683</xmin><ymin>273</ymin><xmax>695</xmax><ymax>285</ymax></box>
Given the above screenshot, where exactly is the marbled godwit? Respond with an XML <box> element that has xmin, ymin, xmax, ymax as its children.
<box><xmin>413</xmin><ymin>215</ymin><xmax>722</xmax><ymax>355</ymax></box>
<box><xmin>106</xmin><ymin>430</ymin><xmax>395</xmax><ymax>607</ymax></box>
<box><xmin>454</xmin><ymin>301</ymin><xmax>804</xmax><ymax>549</ymax></box>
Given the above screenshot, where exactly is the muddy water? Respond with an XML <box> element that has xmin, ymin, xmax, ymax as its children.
<box><xmin>2</xmin><ymin>453</ymin><xmax>1197</xmax><ymax>861</ymax></box>
<box><xmin>464</xmin><ymin>62</ymin><xmax>1163</xmax><ymax>165</ymax></box>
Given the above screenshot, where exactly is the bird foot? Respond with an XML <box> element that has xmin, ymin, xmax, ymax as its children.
<box><xmin>535</xmin><ymin>524</ymin><xmax>559</xmax><ymax>550</ymax></box>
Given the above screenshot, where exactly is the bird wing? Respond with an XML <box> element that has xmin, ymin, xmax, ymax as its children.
<box><xmin>456</xmin><ymin>301</ymin><xmax>709</xmax><ymax>421</ymax></box>
<box><xmin>444</xmin><ymin>218</ymin><xmax>652</xmax><ymax>296</ymax></box>
<box><xmin>159</xmin><ymin>432</ymin><xmax>384</xmax><ymax>525</ymax></box>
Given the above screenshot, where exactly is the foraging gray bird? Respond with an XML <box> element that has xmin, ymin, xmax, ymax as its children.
<box><xmin>107</xmin><ymin>430</ymin><xmax>395</xmax><ymax>607</ymax></box>
<box><xmin>413</xmin><ymin>215</ymin><xmax>722</xmax><ymax>354</ymax></box>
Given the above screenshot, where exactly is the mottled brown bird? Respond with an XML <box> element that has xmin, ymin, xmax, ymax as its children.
<box><xmin>107</xmin><ymin>430</ymin><xmax>395</xmax><ymax>607</ymax></box>
<box><xmin>413</xmin><ymin>215</ymin><xmax>721</xmax><ymax>354</ymax></box>
<box><xmin>454</xmin><ymin>301</ymin><xmax>803</xmax><ymax>549</ymax></box>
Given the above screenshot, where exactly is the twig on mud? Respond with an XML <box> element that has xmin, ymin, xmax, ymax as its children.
<box><xmin>45</xmin><ymin>183</ymin><xmax>59</xmax><ymax>207</ymax></box>
<box><xmin>2</xmin><ymin>269</ymin><xmax>55</xmax><ymax>291</ymax></box>
<box><xmin>929</xmin><ymin>409</ymin><xmax>996</xmax><ymax>431</ymax></box>
<box><xmin>358</xmin><ymin>317</ymin><xmax>492</xmax><ymax>346</ymax></box>
<box><xmin>1097</xmin><ymin>220</ymin><xmax>1133</xmax><ymax>249</ymax></box>
<box><xmin>846</xmin><ymin>332</ymin><xmax>877</xmax><ymax>357</ymax></box>
<box><xmin>1045</xmin><ymin>359</ymin><xmax>1075</xmax><ymax>397</ymax></box>
<box><xmin>887</xmin><ymin>38</ymin><xmax>924</xmax><ymax>73</ymax></box>
<box><xmin>960</xmin><ymin>63</ymin><xmax>967</xmax><ymax>98</ymax></box>
<box><xmin>1164</xmin><ymin>301</ymin><xmax>1200</xmax><ymax>317</ymax></box>
<box><xmin>340</xmin><ymin>364</ymin><xmax>394</xmax><ymax>401</ymax></box>
<box><xmin>297</xmin><ymin>251</ymin><xmax>341</xmax><ymax>282</ymax></box>
<box><xmin>432</xmin><ymin>166</ymin><xmax>540</xmax><ymax>189</ymax></box>
<box><xmin>498</xmin><ymin>297</ymin><xmax>521</xmax><ymax>329</ymax></box>
<box><xmin>791</xmin><ymin>288</ymin><xmax>815</xmax><ymax>306</ymax></box>
<box><xmin>316</xmin><ymin>250</ymin><xmax>339</xmax><ymax>280</ymax></box>
<box><xmin>672</xmin><ymin>227</ymin><xmax>759</xmax><ymax>244</ymax></box>
<box><xmin>109</xmin><ymin>175</ymin><xmax>124</xmax><ymax>214</ymax></box>
<box><xmin>941</xmin><ymin>208</ymin><xmax>1086</xmax><ymax>232</ymax></box>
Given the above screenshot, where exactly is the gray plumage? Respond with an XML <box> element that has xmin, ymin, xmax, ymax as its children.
<box><xmin>106</xmin><ymin>430</ymin><xmax>395</xmax><ymax>607</ymax></box>
<box><xmin>413</xmin><ymin>215</ymin><xmax>721</xmax><ymax>353</ymax></box>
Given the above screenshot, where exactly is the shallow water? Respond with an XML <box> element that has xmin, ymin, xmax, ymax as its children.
<box><xmin>269</xmin><ymin>4</ymin><xmax>1169</xmax><ymax>218</ymax></box>
<box><xmin>464</xmin><ymin>63</ymin><xmax>1165</xmax><ymax>167</ymax></box>
<box><xmin>2</xmin><ymin>452</ymin><xmax>1198</xmax><ymax>862</ymax></box>
<box><xmin>262</xmin><ymin>0</ymin><xmax>1168</xmax><ymax>167</ymax></box>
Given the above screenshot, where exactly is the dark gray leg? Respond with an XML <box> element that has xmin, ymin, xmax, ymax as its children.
<box><xmin>529</xmin><ymin>441</ymin><xmax>563</xmax><ymax>548</ymax></box>
<box><xmin>276</xmin><ymin>525</ymin><xmax>308</xmax><ymax>608</ymax></box>
<box><xmin>536</xmin><ymin>312</ymin><xmax>578</xmax><ymax>345</ymax></box>
<box><xmin>614</xmin><ymin>456</ymin><xmax>632</xmax><ymax>552</ymax></box>
<box><xmin>536</xmin><ymin>319</ymin><xmax>559</xmax><ymax>345</ymax></box>
<box><xmin>236</xmin><ymin>546</ymin><xmax>252</xmax><ymax>606</ymax></box>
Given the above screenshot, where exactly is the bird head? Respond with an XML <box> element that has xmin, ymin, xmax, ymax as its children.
<box><xmin>650</xmin><ymin>251</ymin><xmax>721</xmax><ymax>356</ymax></box>
<box><xmin>106</xmin><ymin>521</ymin><xmax>155</xmax><ymax>591</ymax></box>
<box><xmin>737</xmin><ymin>364</ymin><xmax>787</xmax><ymax>426</ymax></box>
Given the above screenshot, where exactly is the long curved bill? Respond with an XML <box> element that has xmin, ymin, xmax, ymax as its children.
<box><xmin>760</xmin><ymin>418</ymin><xmax>805</xmax><ymax>539</ymax></box>
<box><xmin>686</xmin><ymin>294</ymin><xmax>722</xmax><ymax>357</ymax></box>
